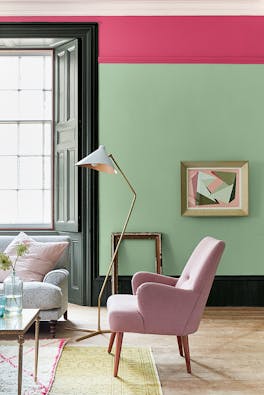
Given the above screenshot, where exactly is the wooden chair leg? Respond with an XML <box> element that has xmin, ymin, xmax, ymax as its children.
<box><xmin>49</xmin><ymin>320</ymin><xmax>57</xmax><ymax>338</ymax></box>
<box><xmin>108</xmin><ymin>332</ymin><xmax>116</xmax><ymax>353</ymax></box>
<box><xmin>182</xmin><ymin>335</ymin><xmax>191</xmax><ymax>374</ymax></box>
<box><xmin>177</xmin><ymin>336</ymin><xmax>184</xmax><ymax>357</ymax></box>
<box><xmin>114</xmin><ymin>332</ymin><xmax>123</xmax><ymax>377</ymax></box>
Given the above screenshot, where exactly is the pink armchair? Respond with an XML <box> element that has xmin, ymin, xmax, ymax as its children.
<box><xmin>107</xmin><ymin>236</ymin><xmax>225</xmax><ymax>376</ymax></box>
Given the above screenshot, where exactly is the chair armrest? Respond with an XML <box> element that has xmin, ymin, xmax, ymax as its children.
<box><xmin>137</xmin><ymin>282</ymin><xmax>198</xmax><ymax>334</ymax></box>
<box><xmin>132</xmin><ymin>271</ymin><xmax>178</xmax><ymax>294</ymax></box>
<box><xmin>43</xmin><ymin>268</ymin><xmax>69</xmax><ymax>287</ymax></box>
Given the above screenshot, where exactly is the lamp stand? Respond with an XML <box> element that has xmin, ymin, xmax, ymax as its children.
<box><xmin>75</xmin><ymin>154</ymin><xmax>136</xmax><ymax>342</ymax></box>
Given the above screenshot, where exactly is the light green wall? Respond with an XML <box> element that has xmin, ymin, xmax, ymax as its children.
<box><xmin>99</xmin><ymin>64</ymin><xmax>264</xmax><ymax>276</ymax></box>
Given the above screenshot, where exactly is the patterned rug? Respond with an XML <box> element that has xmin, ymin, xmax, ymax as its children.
<box><xmin>51</xmin><ymin>346</ymin><xmax>162</xmax><ymax>395</ymax></box>
<box><xmin>0</xmin><ymin>339</ymin><xmax>67</xmax><ymax>395</ymax></box>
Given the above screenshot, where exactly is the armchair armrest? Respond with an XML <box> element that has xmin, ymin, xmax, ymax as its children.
<box><xmin>137</xmin><ymin>282</ymin><xmax>198</xmax><ymax>334</ymax></box>
<box><xmin>43</xmin><ymin>269</ymin><xmax>69</xmax><ymax>313</ymax></box>
<box><xmin>43</xmin><ymin>268</ymin><xmax>69</xmax><ymax>287</ymax></box>
<box><xmin>132</xmin><ymin>271</ymin><xmax>178</xmax><ymax>294</ymax></box>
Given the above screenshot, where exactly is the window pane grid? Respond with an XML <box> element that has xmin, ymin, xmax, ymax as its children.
<box><xmin>0</xmin><ymin>51</ymin><xmax>52</xmax><ymax>228</ymax></box>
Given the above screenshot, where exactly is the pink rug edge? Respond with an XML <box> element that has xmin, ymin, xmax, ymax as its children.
<box><xmin>45</xmin><ymin>338</ymin><xmax>69</xmax><ymax>395</ymax></box>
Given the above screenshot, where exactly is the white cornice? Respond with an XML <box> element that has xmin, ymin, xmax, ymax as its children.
<box><xmin>1</xmin><ymin>1</ymin><xmax>264</xmax><ymax>16</ymax></box>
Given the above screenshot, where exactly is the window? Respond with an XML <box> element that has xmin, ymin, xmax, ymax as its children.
<box><xmin>0</xmin><ymin>51</ymin><xmax>53</xmax><ymax>228</ymax></box>
<box><xmin>0</xmin><ymin>22</ymin><xmax>98</xmax><ymax>306</ymax></box>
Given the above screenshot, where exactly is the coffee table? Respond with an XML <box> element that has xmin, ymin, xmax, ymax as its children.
<box><xmin>0</xmin><ymin>308</ymin><xmax>40</xmax><ymax>395</ymax></box>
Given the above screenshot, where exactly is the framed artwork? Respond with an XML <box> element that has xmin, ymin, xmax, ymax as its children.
<box><xmin>181</xmin><ymin>161</ymin><xmax>248</xmax><ymax>217</ymax></box>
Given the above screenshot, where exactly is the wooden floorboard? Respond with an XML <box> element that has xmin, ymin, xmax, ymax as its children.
<box><xmin>35</xmin><ymin>305</ymin><xmax>264</xmax><ymax>394</ymax></box>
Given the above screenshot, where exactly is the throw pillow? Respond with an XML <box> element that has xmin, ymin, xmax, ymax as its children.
<box><xmin>0</xmin><ymin>232</ymin><xmax>69</xmax><ymax>282</ymax></box>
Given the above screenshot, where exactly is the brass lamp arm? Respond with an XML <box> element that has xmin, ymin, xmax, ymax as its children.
<box><xmin>97</xmin><ymin>154</ymin><xmax>136</xmax><ymax>330</ymax></box>
<box><xmin>74</xmin><ymin>146</ymin><xmax>137</xmax><ymax>342</ymax></box>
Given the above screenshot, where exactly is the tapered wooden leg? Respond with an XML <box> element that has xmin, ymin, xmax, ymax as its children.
<box><xmin>182</xmin><ymin>335</ymin><xmax>191</xmax><ymax>373</ymax></box>
<box><xmin>114</xmin><ymin>332</ymin><xmax>123</xmax><ymax>377</ymax></box>
<box><xmin>177</xmin><ymin>336</ymin><xmax>184</xmax><ymax>357</ymax></box>
<box><xmin>34</xmin><ymin>316</ymin><xmax>40</xmax><ymax>383</ymax></box>
<box><xmin>49</xmin><ymin>320</ymin><xmax>57</xmax><ymax>338</ymax></box>
<box><xmin>108</xmin><ymin>332</ymin><xmax>116</xmax><ymax>353</ymax></box>
<box><xmin>18</xmin><ymin>334</ymin><xmax>24</xmax><ymax>395</ymax></box>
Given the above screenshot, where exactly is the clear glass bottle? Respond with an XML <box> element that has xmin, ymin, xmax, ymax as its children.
<box><xmin>3</xmin><ymin>270</ymin><xmax>23</xmax><ymax>315</ymax></box>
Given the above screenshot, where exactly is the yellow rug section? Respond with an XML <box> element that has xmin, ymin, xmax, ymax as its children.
<box><xmin>50</xmin><ymin>346</ymin><xmax>162</xmax><ymax>395</ymax></box>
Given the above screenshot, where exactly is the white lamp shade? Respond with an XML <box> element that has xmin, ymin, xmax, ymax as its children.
<box><xmin>75</xmin><ymin>145</ymin><xmax>116</xmax><ymax>174</ymax></box>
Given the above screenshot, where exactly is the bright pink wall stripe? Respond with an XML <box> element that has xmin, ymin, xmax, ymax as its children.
<box><xmin>1</xmin><ymin>16</ymin><xmax>264</xmax><ymax>63</ymax></box>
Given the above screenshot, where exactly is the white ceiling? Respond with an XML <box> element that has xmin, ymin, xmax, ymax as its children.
<box><xmin>1</xmin><ymin>0</ymin><xmax>264</xmax><ymax>16</ymax></box>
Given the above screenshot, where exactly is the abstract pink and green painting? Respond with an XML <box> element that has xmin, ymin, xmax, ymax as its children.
<box><xmin>187</xmin><ymin>168</ymin><xmax>240</xmax><ymax>209</ymax></box>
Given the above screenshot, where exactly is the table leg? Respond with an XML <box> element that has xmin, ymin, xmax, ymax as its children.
<box><xmin>34</xmin><ymin>315</ymin><xmax>40</xmax><ymax>382</ymax></box>
<box><xmin>18</xmin><ymin>334</ymin><xmax>24</xmax><ymax>395</ymax></box>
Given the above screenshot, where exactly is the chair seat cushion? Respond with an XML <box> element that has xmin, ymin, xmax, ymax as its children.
<box><xmin>0</xmin><ymin>282</ymin><xmax>62</xmax><ymax>310</ymax></box>
<box><xmin>22</xmin><ymin>282</ymin><xmax>62</xmax><ymax>309</ymax></box>
<box><xmin>107</xmin><ymin>294</ymin><xmax>145</xmax><ymax>333</ymax></box>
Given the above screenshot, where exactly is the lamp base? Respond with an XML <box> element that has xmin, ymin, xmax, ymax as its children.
<box><xmin>75</xmin><ymin>328</ymin><xmax>111</xmax><ymax>342</ymax></box>
<box><xmin>65</xmin><ymin>325</ymin><xmax>111</xmax><ymax>341</ymax></box>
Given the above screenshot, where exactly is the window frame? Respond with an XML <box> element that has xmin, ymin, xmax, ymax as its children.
<box><xmin>0</xmin><ymin>23</ymin><xmax>98</xmax><ymax>307</ymax></box>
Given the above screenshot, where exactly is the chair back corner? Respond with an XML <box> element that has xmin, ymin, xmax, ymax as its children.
<box><xmin>176</xmin><ymin>236</ymin><xmax>225</xmax><ymax>291</ymax></box>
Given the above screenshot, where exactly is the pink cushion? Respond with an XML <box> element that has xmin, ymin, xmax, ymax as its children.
<box><xmin>0</xmin><ymin>232</ymin><xmax>68</xmax><ymax>282</ymax></box>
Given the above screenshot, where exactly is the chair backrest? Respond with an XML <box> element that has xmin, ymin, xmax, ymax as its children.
<box><xmin>176</xmin><ymin>236</ymin><xmax>225</xmax><ymax>333</ymax></box>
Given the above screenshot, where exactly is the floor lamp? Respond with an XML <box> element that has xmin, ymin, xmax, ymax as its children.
<box><xmin>75</xmin><ymin>145</ymin><xmax>136</xmax><ymax>341</ymax></box>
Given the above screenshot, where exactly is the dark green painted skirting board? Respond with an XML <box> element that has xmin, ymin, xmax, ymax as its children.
<box><xmin>92</xmin><ymin>276</ymin><xmax>264</xmax><ymax>307</ymax></box>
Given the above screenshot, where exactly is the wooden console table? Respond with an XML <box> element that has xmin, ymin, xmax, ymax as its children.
<box><xmin>111</xmin><ymin>232</ymin><xmax>162</xmax><ymax>294</ymax></box>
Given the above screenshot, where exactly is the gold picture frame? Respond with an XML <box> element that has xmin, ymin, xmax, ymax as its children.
<box><xmin>181</xmin><ymin>161</ymin><xmax>248</xmax><ymax>217</ymax></box>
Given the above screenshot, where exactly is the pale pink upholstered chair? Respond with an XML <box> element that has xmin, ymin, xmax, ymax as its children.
<box><xmin>107</xmin><ymin>236</ymin><xmax>225</xmax><ymax>376</ymax></box>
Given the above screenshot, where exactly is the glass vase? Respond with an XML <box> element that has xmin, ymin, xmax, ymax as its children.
<box><xmin>3</xmin><ymin>270</ymin><xmax>23</xmax><ymax>316</ymax></box>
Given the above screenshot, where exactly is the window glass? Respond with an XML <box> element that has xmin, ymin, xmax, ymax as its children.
<box><xmin>0</xmin><ymin>56</ymin><xmax>18</xmax><ymax>89</ymax></box>
<box><xmin>0</xmin><ymin>124</ymin><xmax>17</xmax><ymax>155</ymax></box>
<box><xmin>0</xmin><ymin>157</ymin><xmax>17</xmax><ymax>189</ymax></box>
<box><xmin>18</xmin><ymin>190</ymin><xmax>43</xmax><ymax>223</ymax></box>
<box><xmin>43</xmin><ymin>190</ymin><xmax>52</xmax><ymax>223</ymax></box>
<box><xmin>44</xmin><ymin>123</ymin><xmax>51</xmax><ymax>155</ymax></box>
<box><xmin>44</xmin><ymin>91</ymin><xmax>52</xmax><ymax>119</ymax></box>
<box><xmin>0</xmin><ymin>191</ymin><xmax>18</xmax><ymax>223</ymax></box>
<box><xmin>19</xmin><ymin>124</ymin><xmax>43</xmax><ymax>155</ymax></box>
<box><xmin>44</xmin><ymin>157</ymin><xmax>51</xmax><ymax>189</ymax></box>
<box><xmin>19</xmin><ymin>157</ymin><xmax>43</xmax><ymax>189</ymax></box>
<box><xmin>0</xmin><ymin>51</ymin><xmax>52</xmax><ymax>228</ymax></box>
<box><xmin>0</xmin><ymin>91</ymin><xmax>19</xmax><ymax>120</ymax></box>
<box><xmin>20</xmin><ymin>56</ymin><xmax>44</xmax><ymax>89</ymax></box>
<box><xmin>44</xmin><ymin>55</ymin><xmax>52</xmax><ymax>90</ymax></box>
<box><xmin>20</xmin><ymin>91</ymin><xmax>44</xmax><ymax>120</ymax></box>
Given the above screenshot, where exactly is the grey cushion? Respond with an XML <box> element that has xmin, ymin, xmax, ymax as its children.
<box><xmin>23</xmin><ymin>282</ymin><xmax>62</xmax><ymax>309</ymax></box>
